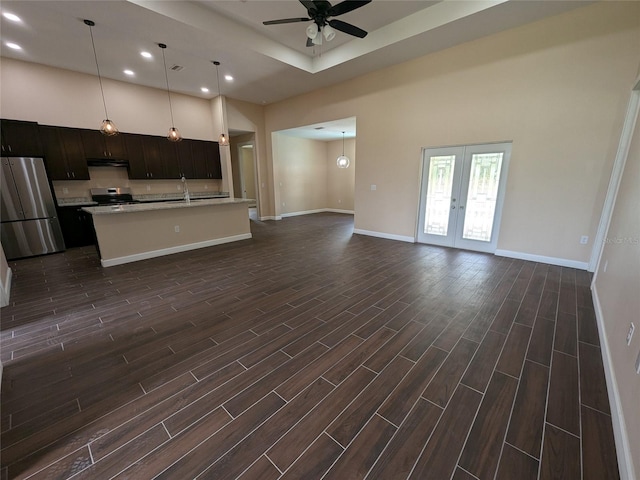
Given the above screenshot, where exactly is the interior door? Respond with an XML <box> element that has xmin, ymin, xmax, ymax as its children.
<box><xmin>417</xmin><ymin>143</ymin><xmax>511</xmax><ymax>253</ymax></box>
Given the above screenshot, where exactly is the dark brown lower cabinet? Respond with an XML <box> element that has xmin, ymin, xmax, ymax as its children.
<box><xmin>57</xmin><ymin>206</ymin><xmax>96</xmax><ymax>248</ymax></box>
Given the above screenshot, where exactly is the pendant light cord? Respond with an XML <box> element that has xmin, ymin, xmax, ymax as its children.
<box><xmin>342</xmin><ymin>131</ymin><xmax>345</xmax><ymax>155</ymax></box>
<box><xmin>87</xmin><ymin>22</ymin><xmax>110</xmax><ymax>119</ymax></box>
<box><xmin>160</xmin><ymin>45</ymin><xmax>176</xmax><ymax>128</ymax></box>
<box><xmin>214</xmin><ymin>62</ymin><xmax>224</xmax><ymax>132</ymax></box>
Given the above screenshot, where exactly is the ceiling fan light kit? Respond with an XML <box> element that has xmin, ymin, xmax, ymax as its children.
<box><xmin>264</xmin><ymin>0</ymin><xmax>371</xmax><ymax>47</ymax></box>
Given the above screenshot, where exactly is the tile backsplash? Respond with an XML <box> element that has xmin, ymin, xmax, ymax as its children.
<box><xmin>53</xmin><ymin>166</ymin><xmax>223</xmax><ymax>200</ymax></box>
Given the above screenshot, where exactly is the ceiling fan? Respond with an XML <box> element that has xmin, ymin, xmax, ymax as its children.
<box><xmin>263</xmin><ymin>0</ymin><xmax>371</xmax><ymax>47</ymax></box>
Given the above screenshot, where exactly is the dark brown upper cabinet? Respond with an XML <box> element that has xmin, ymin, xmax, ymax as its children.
<box><xmin>1</xmin><ymin>119</ymin><xmax>43</xmax><ymax>157</ymax></box>
<box><xmin>39</xmin><ymin>126</ymin><xmax>89</xmax><ymax>180</ymax></box>
<box><xmin>191</xmin><ymin>140</ymin><xmax>222</xmax><ymax>179</ymax></box>
<box><xmin>80</xmin><ymin>129</ymin><xmax>127</xmax><ymax>159</ymax></box>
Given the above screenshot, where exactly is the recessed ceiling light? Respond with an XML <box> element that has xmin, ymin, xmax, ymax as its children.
<box><xmin>123</xmin><ymin>69</ymin><xmax>134</xmax><ymax>76</ymax></box>
<box><xmin>6</xmin><ymin>42</ymin><xmax>22</xmax><ymax>50</ymax></box>
<box><xmin>224</xmin><ymin>75</ymin><xmax>233</xmax><ymax>82</ymax></box>
<box><xmin>201</xmin><ymin>87</ymin><xmax>210</xmax><ymax>93</ymax></box>
<box><xmin>3</xmin><ymin>12</ymin><xmax>21</xmax><ymax>22</ymax></box>
<box><xmin>140</xmin><ymin>51</ymin><xmax>152</xmax><ymax>59</ymax></box>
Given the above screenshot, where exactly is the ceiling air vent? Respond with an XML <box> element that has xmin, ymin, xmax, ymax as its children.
<box><xmin>314</xmin><ymin>127</ymin><xmax>324</xmax><ymax>130</ymax></box>
<box><xmin>170</xmin><ymin>64</ymin><xmax>184</xmax><ymax>72</ymax></box>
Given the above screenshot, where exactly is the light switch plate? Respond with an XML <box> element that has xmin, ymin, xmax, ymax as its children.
<box><xmin>628</xmin><ymin>323</ymin><xmax>635</xmax><ymax>346</ymax></box>
<box><xmin>636</xmin><ymin>351</ymin><xmax>640</xmax><ymax>375</ymax></box>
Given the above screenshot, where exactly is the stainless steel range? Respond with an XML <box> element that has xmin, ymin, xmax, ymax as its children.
<box><xmin>90</xmin><ymin>187</ymin><xmax>138</xmax><ymax>205</ymax></box>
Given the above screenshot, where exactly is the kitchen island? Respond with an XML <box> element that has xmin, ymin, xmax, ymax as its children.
<box><xmin>82</xmin><ymin>198</ymin><xmax>252</xmax><ymax>267</ymax></box>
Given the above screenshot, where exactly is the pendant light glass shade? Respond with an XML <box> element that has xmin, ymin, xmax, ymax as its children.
<box><xmin>167</xmin><ymin>127</ymin><xmax>182</xmax><ymax>142</ymax></box>
<box><xmin>159</xmin><ymin>43</ymin><xmax>182</xmax><ymax>142</ymax></box>
<box><xmin>337</xmin><ymin>131</ymin><xmax>350</xmax><ymax>168</ymax></box>
<box><xmin>100</xmin><ymin>119</ymin><xmax>118</xmax><ymax>136</ymax></box>
<box><xmin>84</xmin><ymin>20</ymin><xmax>119</xmax><ymax>136</ymax></box>
<box><xmin>213</xmin><ymin>61</ymin><xmax>229</xmax><ymax>147</ymax></box>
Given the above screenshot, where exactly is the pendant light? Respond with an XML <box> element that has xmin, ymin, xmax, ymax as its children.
<box><xmin>337</xmin><ymin>131</ymin><xmax>350</xmax><ymax>168</ymax></box>
<box><xmin>158</xmin><ymin>43</ymin><xmax>182</xmax><ymax>142</ymax></box>
<box><xmin>212</xmin><ymin>61</ymin><xmax>229</xmax><ymax>146</ymax></box>
<box><xmin>84</xmin><ymin>20</ymin><xmax>118</xmax><ymax>136</ymax></box>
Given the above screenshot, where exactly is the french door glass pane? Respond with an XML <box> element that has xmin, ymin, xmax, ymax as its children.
<box><xmin>424</xmin><ymin>155</ymin><xmax>456</xmax><ymax>236</ymax></box>
<box><xmin>462</xmin><ymin>153</ymin><xmax>504</xmax><ymax>242</ymax></box>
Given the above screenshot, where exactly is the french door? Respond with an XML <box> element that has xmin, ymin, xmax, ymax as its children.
<box><xmin>417</xmin><ymin>142</ymin><xmax>511</xmax><ymax>253</ymax></box>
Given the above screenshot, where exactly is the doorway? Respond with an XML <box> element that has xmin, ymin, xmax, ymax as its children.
<box><xmin>231</xmin><ymin>138</ymin><xmax>258</xmax><ymax>219</ymax></box>
<box><xmin>417</xmin><ymin>142</ymin><xmax>511</xmax><ymax>253</ymax></box>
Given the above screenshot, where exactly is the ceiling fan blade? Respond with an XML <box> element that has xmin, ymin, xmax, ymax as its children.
<box><xmin>299</xmin><ymin>0</ymin><xmax>316</xmax><ymax>11</ymax></box>
<box><xmin>263</xmin><ymin>17</ymin><xmax>310</xmax><ymax>25</ymax></box>
<box><xmin>328</xmin><ymin>0</ymin><xmax>371</xmax><ymax>17</ymax></box>
<box><xmin>328</xmin><ymin>19</ymin><xmax>368</xmax><ymax>38</ymax></box>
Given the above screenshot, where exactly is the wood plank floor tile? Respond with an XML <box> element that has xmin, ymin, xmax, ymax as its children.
<box><xmin>327</xmin><ymin>356</ymin><xmax>413</xmax><ymax>447</ymax></box>
<box><xmin>199</xmin><ymin>378</ymin><xmax>334</xmax><ymax>479</ymax></box>
<box><xmin>236</xmin><ymin>455</ymin><xmax>281</xmax><ymax>480</ymax></box>
<box><xmin>409</xmin><ymin>385</ymin><xmax>482</xmax><ymax>480</ymax></box>
<box><xmin>546</xmin><ymin>351</ymin><xmax>580</xmax><ymax>436</ymax></box>
<box><xmin>540</xmin><ymin>423</ymin><xmax>581</xmax><ymax>480</ymax></box>
<box><xmin>368</xmin><ymin>398</ymin><xmax>443</xmax><ymax>479</ymax></box>
<box><xmin>278</xmin><ymin>433</ymin><xmax>344</xmax><ymax>480</ymax></box>
<box><xmin>526</xmin><ymin>317</ymin><xmax>555</xmax><ymax>367</ymax></box>
<box><xmin>495</xmin><ymin>443</ymin><xmax>539</xmax><ymax>480</ymax></box>
<box><xmin>324</xmin><ymin>414</ymin><xmax>397</xmax><ymax>479</ymax></box>
<box><xmin>377</xmin><ymin>346</ymin><xmax>448</xmax><ymax>426</ymax></box>
<box><xmin>579</xmin><ymin>342</ymin><xmax>611</xmax><ymax>415</ymax></box>
<box><xmin>461</xmin><ymin>330</ymin><xmax>506</xmax><ymax>393</ymax></box>
<box><xmin>495</xmin><ymin>323</ymin><xmax>532</xmax><ymax>379</ymax></box>
<box><xmin>506</xmin><ymin>360</ymin><xmax>550</xmax><ymax>458</ymax></box>
<box><xmin>581</xmin><ymin>406</ymin><xmax>620</xmax><ymax>480</ymax></box>
<box><xmin>458</xmin><ymin>372</ymin><xmax>518</xmax><ymax>479</ymax></box>
<box><xmin>267</xmin><ymin>367</ymin><xmax>376</xmax><ymax>471</ymax></box>
<box><xmin>554</xmin><ymin>311</ymin><xmax>577</xmax><ymax>357</ymax></box>
<box><xmin>0</xmin><ymin>214</ymin><xmax>618</xmax><ymax>480</ymax></box>
<box><xmin>422</xmin><ymin>338</ymin><xmax>479</xmax><ymax>407</ymax></box>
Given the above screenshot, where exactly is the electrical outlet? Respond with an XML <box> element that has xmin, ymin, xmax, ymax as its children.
<box><xmin>636</xmin><ymin>351</ymin><xmax>640</xmax><ymax>375</ymax></box>
<box><xmin>603</xmin><ymin>260</ymin><xmax>608</xmax><ymax>273</ymax></box>
<box><xmin>580</xmin><ymin>235</ymin><xmax>589</xmax><ymax>245</ymax></box>
<box><xmin>62</xmin><ymin>187</ymin><xmax>69</xmax><ymax>194</ymax></box>
<box><xmin>627</xmin><ymin>323</ymin><xmax>635</xmax><ymax>346</ymax></box>
<box><xmin>338</xmin><ymin>199</ymin><xmax>342</xmax><ymax>204</ymax></box>
<box><xmin>204</xmin><ymin>184</ymin><xmax>209</xmax><ymax>190</ymax></box>
<box><xmin>371</xmin><ymin>184</ymin><xmax>377</xmax><ymax>191</ymax></box>
<box><xmin>177</xmin><ymin>185</ymin><xmax>182</xmax><ymax>191</ymax></box>
<box><xmin>146</xmin><ymin>185</ymin><xmax>151</xmax><ymax>191</ymax></box>
<box><xmin>174</xmin><ymin>225</ymin><xmax>180</xmax><ymax>233</ymax></box>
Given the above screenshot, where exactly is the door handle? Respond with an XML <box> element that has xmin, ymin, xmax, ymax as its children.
<box><xmin>451</xmin><ymin>205</ymin><xmax>456</xmax><ymax>210</ymax></box>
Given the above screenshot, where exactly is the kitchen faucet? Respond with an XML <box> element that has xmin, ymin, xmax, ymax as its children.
<box><xmin>181</xmin><ymin>176</ymin><xmax>191</xmax><ymax>204</ymax></box>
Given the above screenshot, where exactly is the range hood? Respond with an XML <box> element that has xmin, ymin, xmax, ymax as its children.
<box><xmin>87</xmin><ymin>158</ymin><xmax>130</xmax><ymax>168</ymax></box>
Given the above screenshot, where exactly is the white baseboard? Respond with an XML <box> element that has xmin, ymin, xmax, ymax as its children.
<box><xmin>494</xmin><ymin>249</ymin><xmax>589</xmax><ymax>270</ymax></box>
<box><xmin>101</xmin><ymin>233</ymin><xmax>252</xmax><ymax>267</ymax></box>
<box><xmin>0</xmin><ymin>267</ymin><xmax>12</xmax><ymax>307</ymax></box>
<box><xmin>279</xmin><ymin>209</ymin><xmax>355</xmax><ymax>218</ymax></box>
<box><xmin>259</xmin><ymin>216</ymin><xmax>279</xmax><ymax>221</ymax></box>
<box><xmin>353</xmin><ymin>228</ymin><xmax>415</xmax><ymax>243</ymax></box>
<box><xmin>325</xmin><ymin>209</ymin><xmax>355</xmax><ymax>215</ymax></box>
<box><xmin>591</xmin><ymin>284</ymin><xmax>636</xmax><ymax>480</ymax></box>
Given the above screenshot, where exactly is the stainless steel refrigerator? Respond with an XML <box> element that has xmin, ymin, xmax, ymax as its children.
<box><xmin>1</xmin><ymin>157</ymin><xmax>65</xmax><ymax>260</ymax></box>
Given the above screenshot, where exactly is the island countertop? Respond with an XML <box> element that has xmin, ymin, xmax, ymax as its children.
<box><xmin>82</xmin><ymin>197</ymin><xmax>251</xmax><ymax>215</ymax></box>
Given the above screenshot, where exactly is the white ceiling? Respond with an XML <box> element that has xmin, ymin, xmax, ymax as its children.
<box><xmin>0</xmin><ymin>0</ymin><xmax>591</xmax><ymax>139</ymax></box>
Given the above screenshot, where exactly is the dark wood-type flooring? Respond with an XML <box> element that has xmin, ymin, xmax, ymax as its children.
<box><xmin>1</xmin><ymin>213</ymin><xmax>619</xmax><ymax>479</ymax></box>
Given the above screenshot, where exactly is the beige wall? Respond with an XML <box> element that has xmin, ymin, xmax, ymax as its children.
<box><xmin>592</xmin><ymin>97</ymin><xmax>640</xmax><ymax>478</ymax></box>
<box><xmin>326</xmin><ymin>138</ymin><xmax>355</xmax><ymax>211</ymax></box>
<box><xmin>273</xmin><ymin>134</ymin><xmax>328</xmax><ymax>215</ymax></box>
<box><xmin>227</xmin><ymin>99</ymin><xmax>270</xmax><ymax>214</ymax></box>
<box><xmin>0</xmin><ymin>57</ymin><xmax>225</xmax><ymax>198</ymax></box>
<box><xmin>263</xmin><ymin>2</ymin><xmax>640</xmax><ymax>264</ymax></box>
<box><xmin>0</xmin><ymin>57</ymin><xmax>216</xmax><ymax>139</ymax></box>
<box><xmin>271</xmin><ymin>135</ymin><xmax>355</xmax><ymax>215</ymax></box>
